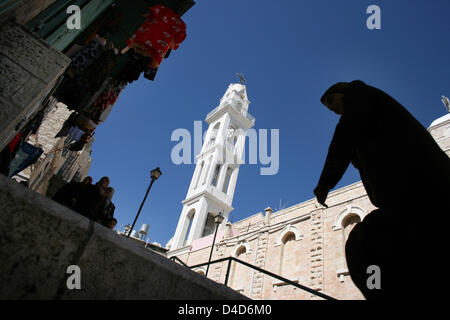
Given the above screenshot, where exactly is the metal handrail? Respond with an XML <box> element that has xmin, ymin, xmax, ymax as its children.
<box><xmin>173</xmin><ymin>256</ymin><xmax>337</xmax><ymax>300</ymax></box>
<box><xmin>170</xmin><ymin>256</ymin><xmax>189</xmax><ymax>268</ymax></box>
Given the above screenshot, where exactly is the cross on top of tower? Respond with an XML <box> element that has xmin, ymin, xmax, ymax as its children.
<box><xmin>236</xmin><ymin>73</ymin><xmax>246</xmax><ymax>85</ymax></box>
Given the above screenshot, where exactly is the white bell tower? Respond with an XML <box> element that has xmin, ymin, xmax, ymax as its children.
<box><xmin>170</xmin><ymin>82</ymin><xmax>255</xmax><ymax>250</ymax></box>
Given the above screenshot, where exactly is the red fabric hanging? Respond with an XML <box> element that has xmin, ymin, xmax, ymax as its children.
<box><xmin>126</xmin><ymin>5</ymin><xmax>186</xmax><ymax>67</ymax></box>
<box><xmin>8</xmin><ymin>133</ymin><xmax>21</xmax><ymax>153</ymax></box>
<box><xmin>93</xmin><ymin>87</ymin><xmax>122</xmax><ymax>112</ymax></box>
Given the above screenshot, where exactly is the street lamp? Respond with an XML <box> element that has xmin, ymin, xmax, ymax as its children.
<box><xmin>127</xmin><ymin>167</ymin><xmax>162</xmax><ymax>238</ymax></box>
<box><xmin>205</xmin><ymin>212</ymin><xmax>225</xmax><ymax>277</ymax></box>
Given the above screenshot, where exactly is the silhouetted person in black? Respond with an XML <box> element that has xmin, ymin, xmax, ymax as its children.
<box><xmin>315</xmin><ymin>80</ymin><xmax>450</xmax><ymax>299</ymax></box>
<box><xmin>53</xmin><ymin>180</ymin><xmax>81</xmax><ymax>209</ymax></box>
<box><xmin>97</xmin><ymin>186</ymin><xmax>116</xmax><ymax>228</ymax></box>
<box><xmin>73</xmin><ymin>176</ymin><xmax>110</xmax><ymax>220</ymax></box>
<box><xmin>53</xmin><ymin>176</ymin><xmax>92</xmax><ymax>209</ymax></box>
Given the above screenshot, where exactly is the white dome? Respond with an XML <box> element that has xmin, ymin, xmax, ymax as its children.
<box><xmin>429</xmin><ymin>113</ymin><xmax>450</xmax><ymax>128</ymax></box>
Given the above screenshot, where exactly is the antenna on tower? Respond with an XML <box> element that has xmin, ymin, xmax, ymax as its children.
<box><xmin>236</xmin><ymin>73</ymin><xmax>246</xmax><ymax>85</ymax></box>
<box><xmin>442</xmin><ymin>96</ymin><xmax>450</xmax><ymax>113</ymax></box>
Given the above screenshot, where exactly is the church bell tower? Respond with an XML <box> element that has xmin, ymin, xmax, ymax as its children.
<box><xmin>170</xmin><ymin>82</ymin><xmax>255</xmax><ymax>250</ymax></box>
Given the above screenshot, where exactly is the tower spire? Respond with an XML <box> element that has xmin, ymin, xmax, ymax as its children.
<box><xmin>169</xmin><ymin>82</ymin><xmax>254</xmax><ymax>251</ymax></box>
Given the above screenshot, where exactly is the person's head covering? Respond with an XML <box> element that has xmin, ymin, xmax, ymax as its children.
<box><xmin>320</xmin><ymin>80</ymin><xmax>366</xmax><ymax>107</ymax></box>
<box><xmin>97</xmin><ymin>176</ymin><xmax>110</xmax><ymax>186</ymax></box>
<box><xmin>105</xmin><ymin>187</ymin><xmax>115</xmax><ymax>206</ymax></box>
<box><xmin>83</xmin><ymin>176</ymin><xmax>93</xmax><ymax>184</ymax></box>
<box><xmin>320</xmin><ymin>82</ymin><xmax>350</xmax><ymax>106</ymax></box>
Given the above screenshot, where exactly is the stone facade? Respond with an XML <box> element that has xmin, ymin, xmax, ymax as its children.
<box><xmin>0</xmin><ymin>21</ymin><xmax>70</xmax><ymax>151</ymax></box>
<box><xmin>170</xmin><ymin>181</ymin><xmax>372</xmax><ymax>300</ymax></box>
<box><xmin>12</xmin><ymin>99</ymin><xmax>93</xmax><ymax>196</ymax></box>
<box><xmin>168</xmin><ymin>111</ymin><xmax>450</xmax><ymax>300</ymax></box>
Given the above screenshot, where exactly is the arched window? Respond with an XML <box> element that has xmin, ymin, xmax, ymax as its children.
<box><xmin>342</xmin><ymin>214</ymin><xmax>361</xmax><ymax>240</ymax></box>
<box><xmin>183</xmin><ymin>209</ymin><xmax>195</xmax><ymax>246</ymax></box>
<box><xmin>222</xmin><ymin>166</ymin><xmax>233</xmax><ymax>194</ymax></box>
<box><xmin>235</xmin><ymin>102</ymin><xmax>243</xmax><ymax>113</ymax></box>
<box><xmin>279</xmin><ymin>232</ymin><xmax>297</xmax><ymax>278</ymax></box>
<box><xmin>230</xmin><ymin>244</ymin><xmax>250</xmax><ymax>293</ymax></box>
<box><xmin>209</xmin><ymin>122</ymin><xmax>220</xmax><ymax>146</ymax></box>
<box><xmin>338</xmin><ymin>213</ymin><xmax>362</xmax><ymax>280</ymax></box>
<box><xmin>202</xmin><ymin>157</ymin><xmax>212</xmax><ymax>186</ymax></box>
<box><xmin>211</xmin><ymin>164</ymin><xmax>221</xmax><ymax>187</ymax></box>
<box><xmin>194</xmin><ymin>161</ymin><xmax>204</xmax><ymax>189</ymax></box>
<box><xmin>201</xmin><ymin>212</ymin><xmax>216</xmax><ymax>237</ymax></box>
<box><xmin>333</xmin><ymin>206</ymin><xmax>365</xmax><ymax>231</ymax></box>
<box><xmin>226</xmin><ymin>125</ymin><xmax>238</xmax><ymax>151</ymax></box>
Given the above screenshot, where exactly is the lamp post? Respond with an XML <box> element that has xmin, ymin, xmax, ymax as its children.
<box><xmin>127</xmin><ymin>167</ymin><xmax>162</xmax><ymax>238</ymax></box>
<box><xmin>205</xmin><ymin>212</ymin><xmax>225</xmax><ymax>277</ymax></box>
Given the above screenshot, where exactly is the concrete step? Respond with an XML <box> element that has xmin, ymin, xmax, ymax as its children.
<box><xmin>0</xmin><ymin>175</ymin><xmax>248</xmax><ymax>300</ymax></box>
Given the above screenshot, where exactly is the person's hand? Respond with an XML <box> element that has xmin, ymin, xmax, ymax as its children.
<box><xmin>314</xmin><ymin>184</ymin><xmax>329</xmax><ymax>208</ymax></box>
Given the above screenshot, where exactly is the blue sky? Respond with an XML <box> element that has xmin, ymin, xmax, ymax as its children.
<box><xmin>89</xmin><ymin>0</ymin><xmax>450</xmax><ymax>246</ymax></box>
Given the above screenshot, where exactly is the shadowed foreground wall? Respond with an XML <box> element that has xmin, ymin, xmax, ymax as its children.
<box><xmin>0</xmin><ymin>174</ymin><xmax>247</xmax><ymax>300</ymax></box>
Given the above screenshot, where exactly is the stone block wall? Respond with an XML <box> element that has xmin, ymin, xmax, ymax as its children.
<box><xmin>169</xmin><ymin>181</ymin><xmax>376</xmax><ymax>300</ymax></box>
<box><xmin>0</xmin><ymin>21</ymin><xmax>70</xmax><ymax>151</ymax></box>
<box><xmin>0</xmin><ymin>174</ymin><xmax>247</xmax><ymax>299</ymax></box>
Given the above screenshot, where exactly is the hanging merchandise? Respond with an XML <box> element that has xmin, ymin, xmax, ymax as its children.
<box><xmin>55</xmin><ymin>112</ymin><xmax>96</xmax><ymax>140</ymax></box>
<box><xmin>95</xmin><ymin>80</ymin><xmax>127</xmax><ymax>111</ymax></box>
<box><xmin>67</xmin><ymin>131</ymin><xmax>94</xmax><ymax>152</ymax></box>
<box><xmin>98</xmin><ymin>104</ymin><xmax>114</xmax><ymax>123</ymax></box>
<box><xmin>52</xmin><ymin>75</ymin><xmax>90</xmax><ymax>111</ymax></box>
<box><xmin>74</xmin><ymin>3</ymin><xmax>124</xmax><ymax>47</ymax></box>
<box><xmin>0</xmin><ymin>132</ymin><xmax>22</xmax><ymax>176</ymax></box>
<box><xmin>115</xmin><ymin>49</ymin><xmax>151</xmax><ymax>83</ymax></box>
<box><xmin>8</xmin><ymin>142</ymin><xmax>43</xmax><ymax>178</ymax></box>
<box><xmin>75</xmin><ymin>114</ymin><xmax>97</xmax><ymax>132</ymax></box>
<box><xmin>70</xmin><ymin>37</ymin><xmax>106</xmax><ymax>74</ymax></box>
<box><xmin>124</xmin><ymin>5</ymin><xmax>187</xmax><ymax>68</ymax></box>
<box><xmin>87</xmin><ymin>79</ymin><xmax>127</xmax><ymax>124</ymax></box>
<box><xmin>55</xmin><ymin>112</ymin><xmax>79</xmax><ymax>138</ymax></box>
<box><xmin>7</xmin><ymin>133</ymin><xmax>22</xmax><ymax>154</ymax></box>
<box><xmin>67</xmin><ymin>126</ymin><xmax>85</xmax><ymax>141</ymax></box>
<box><xmin>17</xmin><ymin>96</ymin><xmax>59</xmax><ymax>142</ymax></box>
<box><xmin>143</xmin><ymin>67</ymin><xmax>158</xmax><ymax>81</ymax></box>
<box><xmin>53</xmin><ymin>37</ymin><xmax>119</xmax><ymax>111</ymax></box>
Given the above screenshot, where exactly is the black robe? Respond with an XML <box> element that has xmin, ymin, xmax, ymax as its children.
<box><xmin>318</xmin><ymin>80</ymin><xmax>450</xmax><ymax>216</ymax></box>
<box><xmin>318</xmin><ymin>80</ymin><xmax>450</xmax><ymax>298</ymax></box>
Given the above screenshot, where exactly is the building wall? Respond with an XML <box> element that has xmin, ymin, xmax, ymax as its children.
<box><xmin>0</xmin><ymin>21</ymin><xmax>70</xmax><ymax>151</ymax></box>
<box><xmin>17</xmin><ymin>100</ymin><xmax>93</xmax><ymax>195</ymax></box>
<box><xmin>172</xmin><ymin>182</ymin><xmax>371</xmax><ymax>300</ymax></box>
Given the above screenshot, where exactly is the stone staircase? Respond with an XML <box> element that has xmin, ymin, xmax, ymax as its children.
<box><xmin>0</xmin><ymin>174</ymin><xmax>247</xmax><ymax>300</ymax></box>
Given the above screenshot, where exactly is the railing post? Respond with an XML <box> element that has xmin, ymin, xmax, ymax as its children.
<box><xmin>224</xmin><ymin>258</ymin><xmax>232</xmax><ymax>287</ymax></box>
